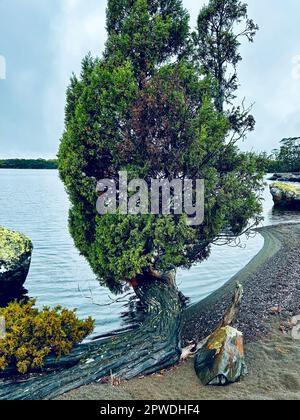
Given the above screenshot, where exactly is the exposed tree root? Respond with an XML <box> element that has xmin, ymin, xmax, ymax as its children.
<box><xmin>0</xmin><ymin>269</ymin><xmax>244</xmax><ymax>400</ymax></box>
<box><xmin>0</xmin><ymin>276</ymin><xmax>182</xmax><ymax>400</ymax></box>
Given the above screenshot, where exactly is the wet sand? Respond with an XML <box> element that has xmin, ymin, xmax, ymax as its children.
<box><xmin>58</xmin><ymin>223</ymin><xmax>300</xmax><ymax>401</ymax></box>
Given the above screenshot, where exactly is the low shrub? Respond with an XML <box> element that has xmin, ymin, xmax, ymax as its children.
<box><xmin>0</xmin><ymin>300</ymin><xmax>94</xmax><ymax>374</ymax></box>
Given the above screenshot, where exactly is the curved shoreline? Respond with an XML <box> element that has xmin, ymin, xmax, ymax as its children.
<box><xmin>59</xmin><ymin>222</ymin><xmax>300</xmax><ymax>400</ymax></box>
<box><xmin>182</xmin><ymin>222</ymin><xmax>300</xmax><ymax>344</ymax></box>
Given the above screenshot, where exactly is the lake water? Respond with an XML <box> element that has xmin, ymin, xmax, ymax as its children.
<box><xmin>0</xmin><ymin>170</ymin><xmax>299</xmax><ymax>336</ymax></box>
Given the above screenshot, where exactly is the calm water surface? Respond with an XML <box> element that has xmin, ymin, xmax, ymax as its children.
<box><xmin>0</xmin><ymin>170</ymin><xmax>299</xmax><ymax>336</ymax></box>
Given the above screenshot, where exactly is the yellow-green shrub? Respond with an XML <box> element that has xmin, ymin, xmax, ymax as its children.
<box><xmin>272</xmin><ymin>182</ymin><xmax>300</xmax><ymax>195</ymax></box>
<box><xmin>0</xmin><ymin>300</ymin><xmax>94</xmax><ymax>374</ymax></box>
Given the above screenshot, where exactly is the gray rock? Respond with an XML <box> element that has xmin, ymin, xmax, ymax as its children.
<box><xmin>0</xmin><ymin>226</ymin><xmax>33</xmax><ymax>293</ymax></box>
<box><xmin>269</xmin><ymin>173</ymin><xmax>300</xmax><ymax>183</ymax></box>
<box><xmin>195</xmin><ymin>326</ymin><xmax>246</xmax><ymax>386</ymax></box>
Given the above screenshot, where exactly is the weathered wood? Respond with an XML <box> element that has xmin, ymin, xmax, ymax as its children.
<box><xmin>0</xmin><ymin>276</ymin><xmax>183</xmax><ymax>400</ymax></box>
<box><xmin>218</xmin><ymin>282</ymin><xmax>244</xmax><ymax>328</ymax></box>
<box><xmin>181</xmin><ymin>283</ymin><xmax>244</xmax><ymax>360</ymax></box>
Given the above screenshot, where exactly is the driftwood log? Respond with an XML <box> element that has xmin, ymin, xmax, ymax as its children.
<box><xmin>0</xmin><ymin>275</ymin><xmax>183</xmax><ymax>400</ymax></box>
<box><xmin>218</xmin><ymin>282</ymin><xmax>244</xmax><ymax>329</ymax></box>
<box><xmin>181</xmin><ymin>283</ymin><xmax>244</xmax><ymax>359</ymax></box>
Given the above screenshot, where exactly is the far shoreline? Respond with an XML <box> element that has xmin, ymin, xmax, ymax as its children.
<box><xmin>0</xmin><ymin>159</ymin><xmax>58</xmax><ymax>170</ymax></box>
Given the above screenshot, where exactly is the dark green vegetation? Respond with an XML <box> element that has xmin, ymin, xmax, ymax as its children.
<box><xmin>0</xmin><ymin>300</ymin><xmax>94</xmax><ymax>375</ymax></box>
<box><xmin>267</xmin><ymin>137</ymin><xmax>300</xmax><ymax>173</ymax></box>
<box><xmin>58</xmin><ymin>0</ymin><xmax>264</xmax><ymax>293</ymax></box>
<box><xmin>0</xmin><ymin>159</ymin><xmax>58</xmax><ymax>170</ymax></box>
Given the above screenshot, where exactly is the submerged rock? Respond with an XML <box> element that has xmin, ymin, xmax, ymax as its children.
<box><xmin>195</xmin><ymin>326</ymin><xmax>246</xmax><ymax>386</ymax></box>
<box><xmin>0</xmin><ymin>227</ymin><xmax>33</xmax><ymax>293</ymax></box>
<box><xmin>270</xmin><ymin>182</ymin><xmax>300</xmax><ymax>208</ymax></box>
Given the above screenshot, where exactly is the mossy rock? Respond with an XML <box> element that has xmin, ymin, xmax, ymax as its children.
<box><xmin>0</xmin><ymin>227</ymin><xmax>33</xmax><ymax>293</ymax></box>
<box><xmin>270</xmin><ymin>182</ymin><xmax>300</xmax><ymax>208</ymax></box>
<box><xmin>195</xmin><ymin>326</ymin><xmax>246</xmax><ymax>386</ymax></box>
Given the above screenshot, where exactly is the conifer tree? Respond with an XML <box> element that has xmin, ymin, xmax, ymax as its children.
<box><xmin>58</xmin><ymin>0</ymin><xmax>264</xmax><ymax>293</ymax></box>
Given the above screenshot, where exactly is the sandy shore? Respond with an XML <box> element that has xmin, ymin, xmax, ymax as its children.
<box><xmin>182</xmin><ymin>222</ymin><xmax>300</xmax><ymax>344</ymax></box>
<box><xmin>58</xmin><ymin>223</ymin><xmax>300</xmax><ymax>400</ymax></box>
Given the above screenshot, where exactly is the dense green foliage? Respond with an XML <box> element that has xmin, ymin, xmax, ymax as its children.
<box><xmin>105</xmin><ymin>0</ymin><xmax>189</xmax><ymax>81</ymax></box>
<box><xmin>0</xmin><ymin>300</ymin><xmax>94</xmax><ymax>374</ymax></box>
<box><xmin>0</xmin><ymin>159</ymin><xmax>58</xmax><ymax>170</ymax></box>
<box><xmin>58</xmin><ymin>0</ymin><xmax>264</xmax><ymax>293</ymax></box>
<box><xmin>267</xmin><ymin>138</ymin><xmax>300</xmax><ymax>172</ymax></box>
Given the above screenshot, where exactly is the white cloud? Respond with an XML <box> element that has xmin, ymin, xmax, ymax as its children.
<box><xmin>292</xmin><ymin>55</ymin><xmax>300</xmax><ymax>80</ymax></box>
<box><xmin>42</xmin><ymin>0</ymin><xmax>107</xmax><ymax>154</ymax></box>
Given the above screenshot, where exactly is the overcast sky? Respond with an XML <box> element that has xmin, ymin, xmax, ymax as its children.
<box><xmin>0</xmin><ymin>0</ymin><xmax>299</xmax><ymax>158</ymax></box>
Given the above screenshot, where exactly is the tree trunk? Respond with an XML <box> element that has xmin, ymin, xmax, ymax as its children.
<box><xmin>0</xmin><ymin>273</ymin><xmax>183</xmax><ymax>400</ymax></box>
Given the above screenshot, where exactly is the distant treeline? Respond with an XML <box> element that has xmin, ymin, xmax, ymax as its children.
<box><xmin>0</xmin><ymin>159</ymin><xmax>58</xmax><ymax>169</ymax></box>
<box><xmin>266</xmin><ymin>137</ymin><xmax>300</xmax><ymax>173</ymax></box>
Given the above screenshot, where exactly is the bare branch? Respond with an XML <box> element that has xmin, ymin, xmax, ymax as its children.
<box><xmin>77</xmin><ymin>284</ymin><xmax>132</xmax><ymax>307</ymax></box>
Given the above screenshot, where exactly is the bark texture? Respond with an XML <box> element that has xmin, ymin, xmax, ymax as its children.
<box><xmin>0</xmin><ymin>276</ymin><xmax>182</xmax><ymax>400</ymax></box>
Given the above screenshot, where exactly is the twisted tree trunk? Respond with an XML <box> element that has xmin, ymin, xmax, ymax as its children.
<box><xmin>0</xmin><ymin>274</ymin><xmax>183</xmax><ymax>400</ymax></box>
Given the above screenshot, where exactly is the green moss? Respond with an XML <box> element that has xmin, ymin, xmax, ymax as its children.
<box><xmin>271</xmin><ymin>182</ymin><xmax>300</xmax><ymax>195</ymax></box>
<box><xmin>0</xmin><ymin>226</ymin><xmax>32</xmax><ymax>265</ymax></box>
<box><xmin>207</xmin><ymin>326</ymin><xmax>238</xmax><ymax>354</ymax></box>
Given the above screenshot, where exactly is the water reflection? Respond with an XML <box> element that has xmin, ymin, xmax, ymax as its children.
<box><xmin>270</xmin><ymin>206</ymin><xmax>300</xmax><ymax>224</ymax></box>
<box><xmin>0</xmin><ymin>171</ymin><xmax>299</xmax><ymax>336</ymax></box>
<box><xmin>0</xmin><ymin>287</ymin><xmax>28</xmax><ymax>307</ymax></box>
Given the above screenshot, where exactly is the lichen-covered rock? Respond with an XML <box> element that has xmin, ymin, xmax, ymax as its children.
<box><xmin>195</xmin><ymin>326</ymin><xmax>246</xmax><ymax>386</ymax></box>
<box><xmin>0</xmin><ymin>227</ymin><xmax>33</xmax><ymax>292</ymax></box>
<box><xmin>270</xmin><ymin>182</ymin><xmax>300</xmax><ymax>208</ymax></box>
